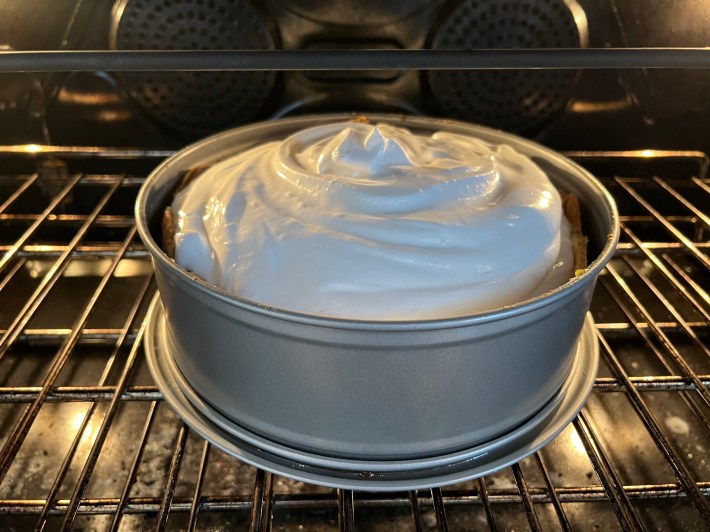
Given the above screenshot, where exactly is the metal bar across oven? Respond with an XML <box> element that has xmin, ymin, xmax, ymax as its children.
<box><xmin>2</xmin><ymin>48</ymin><xmax>710</xmax><ymax>72</ymax></box>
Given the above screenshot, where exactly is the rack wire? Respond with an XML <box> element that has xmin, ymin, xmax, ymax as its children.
<box><xmin>0</xmin><ymin>147</ymin><xmax>707</xmax><ymax>530</ymax></box>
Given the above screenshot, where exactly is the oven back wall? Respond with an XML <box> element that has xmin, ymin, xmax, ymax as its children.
<box><xmin>1</xmin><ymin>0</ymin><xmax>710</xmax><ymax>150</ymax></box>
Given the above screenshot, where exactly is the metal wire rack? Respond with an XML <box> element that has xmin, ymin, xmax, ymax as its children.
<box><xmin>0</xmin><ymin>147</ymin><xmax>707</xmax><ymax>531</ymax></box>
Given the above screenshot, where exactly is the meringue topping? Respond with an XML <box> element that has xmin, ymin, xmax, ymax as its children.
<box><xmin>172</xmin><ymin>122</ymin><xmax>573</xmax><ymax>320</ymax></box>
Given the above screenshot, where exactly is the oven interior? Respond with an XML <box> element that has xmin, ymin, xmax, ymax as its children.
<box><xmin>0</xmin><ymin>0</ymin><xmax>709</xmax><ymax>530</ymax></box>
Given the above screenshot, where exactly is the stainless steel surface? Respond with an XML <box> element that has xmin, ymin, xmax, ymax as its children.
<box><xmin>0</xmin><ymin>146</ymin><xmax>707</xmax><ymax>529</ymax></box>
<box><xmin>134</xmin><ymin>114</ymin><xmax>618</xmax><ymax>460</ymax></box>
<box><xmin>145</xmin><ymin>298</ymin><xmax>599</xmax><ymax>490</ymax></box>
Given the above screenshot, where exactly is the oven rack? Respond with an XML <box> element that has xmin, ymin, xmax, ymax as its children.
<box><xmin>0</xmin><ymin>147</ymin><xmax>707</xmax><ymax>530</ymax></box>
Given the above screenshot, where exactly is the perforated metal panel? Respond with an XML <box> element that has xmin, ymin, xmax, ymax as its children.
<box><xmin>111</xmin><ymin>0</ymin><xmax>277</xmax><ymax>138</ymax></box>
<box><xmin>428</xmin><ymin>0</ymin><xmax>587</xmax><ymax>133</ymax></box>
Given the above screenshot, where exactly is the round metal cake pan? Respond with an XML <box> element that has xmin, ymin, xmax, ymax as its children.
<box><xmin>145</xmin><ymin>296</ymin><xmax>599</xmax><ymax>490</ymax></box>
<box><xmin>135</xmin><ymin>114</ymin><xmax>619</xmax><ymax>460</ymax></box>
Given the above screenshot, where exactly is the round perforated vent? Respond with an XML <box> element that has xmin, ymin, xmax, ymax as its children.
<box><xmin>428</xmin><ymin>0</ymin><xmax>587</xmax><ymax>133</ymax></box>
<box><xmin>112</xmin><ymin>0</ymin><xmax>277</xmax><ymax>138</ymax></box>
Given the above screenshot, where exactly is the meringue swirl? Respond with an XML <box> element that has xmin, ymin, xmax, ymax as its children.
<box><xmin>172</xmin><ymin>122</ymin><xmax>573</xmax><ymax>320</ymax></box>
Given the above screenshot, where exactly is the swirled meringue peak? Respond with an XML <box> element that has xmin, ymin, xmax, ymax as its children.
<box><xmin>172</xmin><ymin>122</ymin><xmax>573</xmax><ymax>320</ymax></box>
